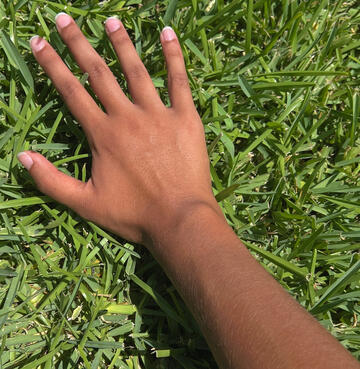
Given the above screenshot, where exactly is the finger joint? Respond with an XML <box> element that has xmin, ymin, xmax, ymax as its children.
<box><xmin>59</xmin><ymin>80</ymin><xmax>82</xmax><ymax>101</ymax></box>
<box><xmin>169</xmin><ymin>72</ymin><xmax>189</xmax><ymax>88</ymax></box>
<box><xmin>87</xmin><ymin>62</ymin><xmax>110</xmax><ymax>81</ymax></box>
<box><xmin>125</xmin><ymin>64</ymin><xmax>148</xmax><ymax>81</ymax></box>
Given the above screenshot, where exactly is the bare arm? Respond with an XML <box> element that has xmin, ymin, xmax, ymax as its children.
<box><xmin>19</xmin><ymin>14</ymin><xmax>359</xmax><ymax>369</ymax></box>
<box><xmin>149</xmin><ymin>204</ymin><xmax>359</xmax><ymax>369</ymax></box>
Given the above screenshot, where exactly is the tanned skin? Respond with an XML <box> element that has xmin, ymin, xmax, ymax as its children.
<box><xmin>18</xmin><ymin>14</ymin><xmax>360</xmax><ymax>369</ymax></box>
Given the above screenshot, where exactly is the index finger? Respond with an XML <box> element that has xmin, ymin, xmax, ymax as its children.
<box><xmin>30</xmin><ymin>35</ymin><xmax>107</xmax><ymax>137</ymax></box>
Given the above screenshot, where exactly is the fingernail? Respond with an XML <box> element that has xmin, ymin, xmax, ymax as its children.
<box><xmin>162</xmin><ymin>26</ymin><xmax>176</xmax><ymax>41</ymax></box>
<box><xmin>30</xmin><ymin>35</ymin><xmax>46</xmax><ymax>52</ymax></box>
<box><xmin>17</xmin><ymin>152</ymin><xmax>34</xmax><ymax>171</ymax></box>
<box><xmin>105</xmin><ymin>17</ymin><xmax>121</xmax><ymax>33</ymax></box>
<box><xmin>55</xmin><ymin>12</ymin><xmax>72</xmax><ymax>29</ymax></box>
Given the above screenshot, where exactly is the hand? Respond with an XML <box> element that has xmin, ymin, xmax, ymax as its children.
<box><xmin>19</xmin><ymin>14</ymin><xmax>220</xmax><ymax>246</ymax></box>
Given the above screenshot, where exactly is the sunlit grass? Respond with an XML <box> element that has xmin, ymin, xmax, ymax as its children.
<box><xmin>0</xmin><ymin>0</ymin><xmax>359</xmax><ymax>367</ymax></box>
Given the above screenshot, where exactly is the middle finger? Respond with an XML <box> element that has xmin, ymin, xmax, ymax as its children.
<box><xmin>55</xmin><ymin>13</ymin><xmax>129</xmax><ymax>115</ymax></box>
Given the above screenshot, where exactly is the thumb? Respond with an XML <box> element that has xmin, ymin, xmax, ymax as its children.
<box><xmin>17</xmin><ymin>151</ymin><xmax>91</xmax><ymax>215</ymax></box>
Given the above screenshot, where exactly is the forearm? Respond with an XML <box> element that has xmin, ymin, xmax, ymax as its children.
<box><xmin>148</xmin><ymin>204</ymin><xmax>359</xmax><ymax>369</ymax></box>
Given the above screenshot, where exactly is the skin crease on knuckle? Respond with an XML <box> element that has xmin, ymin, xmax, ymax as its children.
<box><xmin>61</xmin><ymin>25</ymin><xmax>82</xmax><ymax>45</ymax></box>
<box><xmin>111</xmin><ymin>27</ymin><xmax>130</xmax><ymax>45</ymax></box>
<box><xmin>59</xmin><ymin>80</ymin><xmax>82</xmax><ymax>101</ymax></box>
<box><xmin>87</xmin><ymin>62</ymin><xmax>110</xmax><ymax>81</ymax></box>
<box><xmin>165</xmin><ymin>42</ymin><xmax>183</xmax><ymax>58</ymax></box>
<box><xmin>169</xmin><ymin>72</ymin><xmax>190</xmax><ymax>88</ymax></box>
<box><xmin>125</xmin><ymin>63</ymin><xmax>149</xmax><ymax>80</ymax></box>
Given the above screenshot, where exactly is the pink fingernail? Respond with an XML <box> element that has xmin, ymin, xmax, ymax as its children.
<box><xmin>162</xmin><ymin>26</ymin><xmax>176</xmax><ymax>41</ymax></box>
<box><xmin>55</xmin><ymin>12</ymin><xmax>72</xmax><ymax>29</ymax></box>
<box><xmin>17</xmin><ymin>152</ymin><xmax>34</xmax><ymax>171</ymax></box>
<box><xmin>105</xmin><ymin>17</ymin><xmax>121</xmax><ymax>33</ymax></box>
<box><xmin>30</xmin><ymin>36</ymin><xmax>46</xmax><ymax>52</ymax></box>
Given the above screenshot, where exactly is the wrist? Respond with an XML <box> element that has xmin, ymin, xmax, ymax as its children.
<box><xmin>144</xmin><ymin>197</ymin><xmax>233</xmax><ymax>255</ymax></box>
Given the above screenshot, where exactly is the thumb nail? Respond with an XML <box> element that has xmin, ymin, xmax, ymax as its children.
<box><xmin>17</xmin><ymin>152</ymin><xmax>34</xmax><ymax>170</ymax></box>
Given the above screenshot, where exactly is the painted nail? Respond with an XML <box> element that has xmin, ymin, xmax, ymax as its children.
<box><xmin>162</xmin><ymin>26</ymin><xmax>176</xmax><ymax>41</ymax></box>
<box><xmin>17</xmin><ymin>152</ymin><xmax>34</xmax><ymax>171</ymax></box>
<box><xmin>30</xmin><ymin>35</ymin><xmax>46</xmax><ymax>52</ymax></box>
<box><xmin>105</xmin><ymin>17</ymin><xmax>121</xmax><ymax>33</ymax></box>
<box><xmin>55</xmin><ymin>12</ymin><xmax>72</xmax><ymax>29</ymax></box>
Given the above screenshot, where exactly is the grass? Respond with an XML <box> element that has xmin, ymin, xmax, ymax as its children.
<box><xmin>1</xmin><ymin>0</ymin><xmax>360</xmax><ymax>367</ymax></box>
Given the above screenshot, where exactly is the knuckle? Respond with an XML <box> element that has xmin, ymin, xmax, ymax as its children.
<box><xmin>38</xmin><ymin>47</ymin><xmax>58</xmax><ymax>66</ymax></box>
<box><xmin>125</xmin><ymin>64</ymin><xmax>148</xmax><ymax>80</ymax></box>
<box><xmin>114</xmin><ymin>31</ymin><xmax>132</xmax><ymax>46</ymax></box>
<box><xmin>34</xmin><ymin>168</ymin><xmax>56</xmax><ymax>194</ymax></box>
<box><xmin>169</xmin><ymin>72</ymin><xmax>189</xmax><ymax>87</ymax></box>
<box><xmin>36</xmin><ymin>180</ymin><xmax>47</xmax><ymax>194</ymax></box>
<box><xmin>75</xmin><ymin>183</ymin><xmax>93</xmax><ymax>212</ymax></box>
<box><xmin>60</xmin><ymin>81</ymin><xmax>81</xmax><ymax>101</ymax></box>
<box><xmin>87</xmin><ymin>62</ymin><xmax>109</xmax><ymax>80</ymax></box>
<box><xmin>63</xmin><ymin>26</ymin><xmax>82</xmax><ymax>44</ymax></box>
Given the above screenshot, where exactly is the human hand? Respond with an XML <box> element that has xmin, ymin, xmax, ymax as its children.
<box><xmin>18</xmin><ymin>14</ymin><xmax>220</xmax><ymax>247</ymax></box>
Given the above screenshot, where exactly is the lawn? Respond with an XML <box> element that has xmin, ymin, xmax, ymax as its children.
<box><xmin>0</xmin><ymin>0</ymin><xmax>360</xmax><ymax>368</ymax></box>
